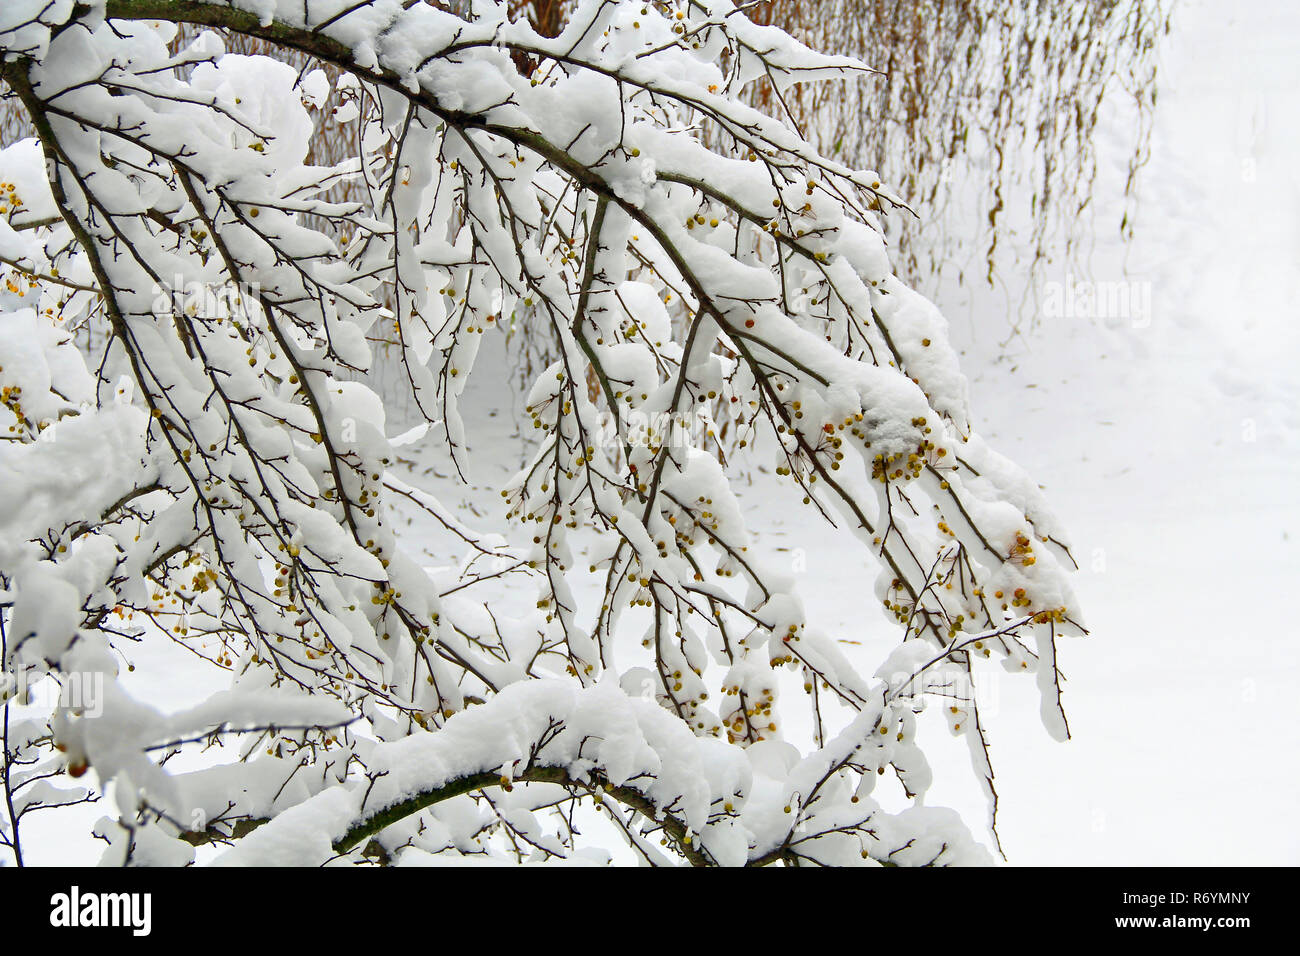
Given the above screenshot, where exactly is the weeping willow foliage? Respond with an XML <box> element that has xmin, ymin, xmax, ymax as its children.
<box><xmin>741</xmin><ymin>0</ymin><xmax>1169</xmax><ymax>292</ymax></box>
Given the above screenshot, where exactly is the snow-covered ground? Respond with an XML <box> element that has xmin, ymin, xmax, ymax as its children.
<box><xmin>932</xmin><ymin>0</ymin><xmax>1300</xmax><ymax>864</ymax></box>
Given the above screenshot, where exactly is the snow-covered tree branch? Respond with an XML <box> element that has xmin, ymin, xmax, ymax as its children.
<box><xmin>0</xmin><ymin>0</ymin><xmax>1082</xmax><ymax>866</ymax></box>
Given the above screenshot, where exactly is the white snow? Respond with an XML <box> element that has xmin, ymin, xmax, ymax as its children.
<box><xmin>4</xmin><ymin>0</ymin><xmax>1296</xmax><ymax>866</ymax></box>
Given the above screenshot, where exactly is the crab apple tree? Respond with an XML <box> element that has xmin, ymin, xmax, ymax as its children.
<box><xmin>0</xmin><ymin>0</ymin><xmax>1082</xmax><ymax>867</ymax></box>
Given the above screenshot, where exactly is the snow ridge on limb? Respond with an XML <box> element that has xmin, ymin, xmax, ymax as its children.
<box><xmin>0</xmin><ymin>0</ymin><xmax>1081</xmax><ymax>865</ymax></box>
<box><xmin>216</xmin><ymin>679</ymin><xmax>989</xmax><ymax>867</ymax></box>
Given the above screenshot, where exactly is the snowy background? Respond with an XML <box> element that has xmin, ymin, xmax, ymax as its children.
<box><xmin>19</xmin><ymin>0</ymin><xmax>1299</xmax><ymax>865</ymax></box>
<box><xmin>937</xmin><ymin>0</ymin><xmax>1300</xmax><ymax>864</ymax></box>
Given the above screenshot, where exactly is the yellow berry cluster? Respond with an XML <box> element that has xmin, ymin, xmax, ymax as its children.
<box><xmin>1003</xmin><ymin>587</ymin><xmax>1030</xmax><ymax>609</ymax></box>
<box><xmin>1008</xmin><ymin>531</ymin><xmax>1036</xmax><ymax>566</ymax></box>
<box><xmin>866</xmin><ymin>417</ymin><xmax>945</xmax><ymax>483</ymax></box>
<box><xmin>722</xmin><ymin>684</ymin><xmax>777</xmax><ymax>743</ymax></box>
<box><xmin>881</xmin><ymin>578</ymin><xmax>914</xmax><ymax>623</ymax></box>
<box><xmin>0</xmin><ymin>181</ymin><xmax>24</xmax><ymax>218</ymax></box>
<box><xmin>370</xmin><ymin>581</ymin><xmax>399</xmax><ymax>606</ymax></box>
<box><xmin>190</xmin><ymin>566</ymin><xmax>219</xmax><ymax>594</ymax></box>
<box><xmin>2</xmin><ymin>383</ymin><xmax>24</xmax><ymax>432</ymax></box>
<box><xmin>1032</xmin><ymin>607</ymin><xmax>1069</xmax><ymax>625</ymax></box>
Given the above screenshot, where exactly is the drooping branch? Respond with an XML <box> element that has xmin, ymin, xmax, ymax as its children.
<box><xmin>0</xmin><ymin>0</ymin><xmax>1081</xmax><ymax>867</ymax></box>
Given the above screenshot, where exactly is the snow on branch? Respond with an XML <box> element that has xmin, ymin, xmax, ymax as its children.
<box><xmin>0</xmin><ymin>0</ymin><xmax>1081</xmax><ymax>866</ymax></box>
